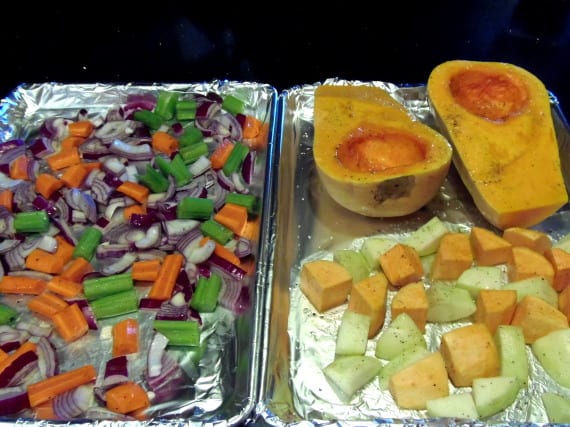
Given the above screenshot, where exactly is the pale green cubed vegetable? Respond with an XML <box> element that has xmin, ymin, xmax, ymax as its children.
<box><xmin>502</xmin><ymin>276</ymin><xmax>558</xmax><ymax>307</ymax></box>
<box><xmin>472</xmin><ymin>376</ymin><xmax>521</xmax><ymax>418</ymax></box>
<box><xmin>542</xmin><ymin>392</ymin><xmax>570</xmax><ymax>423</ymax></box>
<box><xmin>374</xmin><ymin>312</ymin><xmax>426</xmax><ymax>361</ymax></box>
<box><xmin>426</xmin><ymin>392</ymin><xmax>479</xmax><ymax>419</ymax></box>
<box><xmin>403</xmin><ymin>216</ymin><xmax>449</xmax><ymax>256</ymax></box>
<box><xmin>494</xmin><ymin>325</ymin><xmax>529</xmax><ymax>386</ymax></box>
<box><xmin>323</xmin><ymin>355</ymin><xmax>382</xmax><ymax>402</ymax></box>
<box><xmin>426</xmin><ymin>282</ymin><xmax>476</xmax><ymax>322</ymax></box>
<box><xmin>532</xmin><ymin>328</ymin><xmax>570</xmax><ymax>388</ymax></box>
<box><xmin>378</xmin><ymin>346</ymin><xmax>430</xmax><ymax>389</ymax></box>
<box><xmin>335</xmin><ymin>310</ymin><xmax>371</xmax><ymax>356</ymax></box>
<box><xmin>456</xmin><ymin>265</ymin><xmax>505</xmax><ymax>298</ymax></box>
<box><xmin>359</xmin><ymin>236</ymin><xmax>397</xmax><ymax>271</ymax></box>
<box><xmin>333</xmin><ymin>249</ymin><xmax>371</xmax><ymax>283</ymax></box>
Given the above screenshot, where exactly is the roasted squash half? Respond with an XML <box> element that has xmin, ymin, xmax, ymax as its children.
<box><xmin>427</xmin><ymin>60</ymin><xmax>568</xmax><ymax>229</ymax></box>
<box><xmin>313</xmin><ymin>85</ymin><xmax>452</xmax><ymax>218</ymax></box>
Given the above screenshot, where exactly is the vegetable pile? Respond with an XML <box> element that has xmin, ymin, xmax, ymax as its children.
<box><xmin>0</xmin><ymin>88</ymin><xmax>269</xmax><ymax>420</ymax></box>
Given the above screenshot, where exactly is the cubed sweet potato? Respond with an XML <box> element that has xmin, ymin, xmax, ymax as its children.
<box><xmin>507</xmin><ymin>246</ymin><xmax>554</xmax><ymax>285</ymax></box>
<box><xmin>502</xmin><ymin>227</ymin><xmax>551</xmax><ymax>255</ymax></box>
<box><xmin>545</xmin><ymin>247</ymin><xmax>570</xmax><ymax>292</ymax></box>
<box><xmin>431</xmin><ymin>232</ymin><xmax>473</xmax><ymax>281</ymax></box>
<box><xmin>470</xmin><ymin>226</ymin><xmax>513</xmax><ymax>266</ymax></box>
<box><xmin>440</xmin><ymin>323</ymin><xmax>500</xmax><ymax>387</ymax></box>
<box><xmin>379</xmin><ymin>243</ymin><xmax>423</xmax><ymax>288</ymax></box>
<box><xmin>300</xmin><ymin>259</ymin><xmax>352</xmax><ymax>312</ymax></box>
<box><xmin>388</xmin><ymin>351</ymin><xmax>450</xmax><ymax>410</ymax></box>
<box><xmin>348</xmin><ymin>272</ymin><xmax>389</xmax><ymax>338</ymax></box>
<box><xmin>390</xmin><ymin>281</ymin><xmax>428</xmax><ymax>333</ymax></box>
<box><xmin>474</xmin><ymin>289</ymin><xmax>517</xmax><ymax>334</ymax></box>
<box><xmin>510</xmin><ymin>294</ymin><xmax>569</xmax><ymax>343</ymax></box>
<box><xmin>559</xmin><ymin>284</ymin><xmax>570</xmax><ymax>322</ymax></box>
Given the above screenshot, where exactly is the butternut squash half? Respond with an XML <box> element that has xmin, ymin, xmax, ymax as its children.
<box><xmin>313</xmin><ymin>85</ymin><xmax>452</xmax><ymax>217</ymax></box>
<box><xmin>427</xmin><ymin>60</ymin><xmax>568</xmax><ymax>229</ymax></box>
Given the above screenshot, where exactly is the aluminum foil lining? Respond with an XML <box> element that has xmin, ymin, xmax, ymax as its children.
<box><xmin>0</xmin><ymin>81</ymin><xmax>279</xmax><ymax>426</ymax></box>
<box><xmin>257</xmin><ymin>77</ymin><xmax>570</xmax><ymax>426</ymax></box>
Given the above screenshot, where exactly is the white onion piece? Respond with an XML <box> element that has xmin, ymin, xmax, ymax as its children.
<box><xmin>134</xmin><ymin>223</ymin><xmax>162</xmax><ymax>249</ymax></box>
<box><xmin>147</xmin><ymin>332</ymin><xmax>169</xmax><ymax>377</ymax></box>
<box><xmin>100</xmin><ymin>252</ymin><xmax>137</xmax><ymax>276</ymax></box>
<box><xmin>188</xmin><ymin>155</ymin><xmax>211</xmax><ymax>176</ymax></box>
<box><xmin>188</xmin><ymin>238</ymin><xmax>216</xmax><ymax>264</ymax></box>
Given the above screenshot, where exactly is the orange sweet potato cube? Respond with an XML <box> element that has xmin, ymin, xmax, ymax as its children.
<box><xmin>431</xmin><ymin>232</ymin><xmax>473</xmax><ymax>281</ymax></box>
<box><xmin>379</xmin><ymin>243</ymin><xmax>423</xmax><ymax>288</ymax></box>
<box><xmin>507</xmin><ymin>246</ymin><xmax>555</xmax><ymax>285</ymax></box>
<box><xmin>300</xmin><ymin>259</ymin><xmax>352</xmax><ymax>312</ymax></box>
<box><xmin>545</xmin><ymin>247</ymin><xmax>570</xmax><ymax>292</ymax></box>
<box><xmin>474</xmin><ymin>289</ymin><xmax>517</xmax><ymax>334</ymax></box>
<box><xmin>559</xmin><ymin>284</ymin><xmax>570</xmax><ymax>322</ymax></box>
<box><xmin>510</xmin><ymin>295</ymin><xmax>569</xmax><ymax>343</ymax></box>
<box><xmin>390</xmin><ymin>281</ymin><xmax>429</xmax><ymax>332</ymax></box>
<box><xmin>348</xmin><ymin>272</ymin><xmax>389</xmax><ymax>338</ymax></box>
<box><xmin>502</xmin><ymin>227</ymin><xmax>551</xmax><ymax>255</ymax></box>
<box><xmin>470</xmin><ymin>226</ymin><xmax>513</xmax><ymax>266</ymax></box>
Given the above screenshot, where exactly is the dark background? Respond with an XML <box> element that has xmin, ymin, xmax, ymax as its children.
<box><xmin>2</xmin><ymin>0</ymin><xmax>569</xmax><ymax>117</ymax></box>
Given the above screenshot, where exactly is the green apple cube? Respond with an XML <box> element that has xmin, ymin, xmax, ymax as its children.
<box><xmin>378</xmin><ymin>346</ymin><xmax>429</xmax><ymax>389</ymax></box>
<box><xmin>323</xmin><ymin>355</ymin><xmax>382</xmax><ymax>402</ymax></box>
<box><xmin>426</xmin><ymin>392</ymin><xmax>479</xmax><ymax>419</ymax></box>
<box><xmin>333</xmin><ymin>249</ymin><xmax>371</xmax><ymax>283</ymax></box>
<box><xmin>426</xmin><ymin>282</ymin><xmax>477</xmax><ymax>323</ymax></box>
<box><xmin>335</xmin><ymin>310</ymin><xmax>371</xmax><ymax>356</ymax></box>
<box><xmin>502</xmin><ymin>276</ymin><xmax>558</xmax><ymax>307</ymax></box>
<box><xmin>421</xmin><ymin>253</ymin><xmax>436</xmax><ymax>277</ymax></box>
<box><xmin>472</xmin><ymin>376</ymin><xmax>520</xmax><ymax>418</ymax></box>
<box><xmin>360</xmin><ymin>237</ymin><xmax>397</xmax><ymax>271</ymax></box>
<box><xmin>403</xmin><ymin>216</ymin><xmax>449</xmax><ymax>256</ymax></box>
<box><xmin>532</xmin><ymin>328</ymin><xmax>570</xmax><ymax>388</ymax></box>
<box><xmin>494</xmin><ymin>325</ymin><xmax>529</xmax><ymax>386</ymax></box>
<box><xmin>456</xmin><ymin>265</ymin><xmax>505</xmax><ymax>298</ymax></box>
<box><xmin>542</xmin><ymin>392</ymin><xmax>570</xmax><ymax>423</ymax></box>
<box><xmin>374</xmin><ymin>312</ymin><xmax>426</xmax><ymax>360</ymax></box>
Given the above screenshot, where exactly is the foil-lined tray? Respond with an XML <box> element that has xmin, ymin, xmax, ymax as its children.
<box><xmin>255</xmin><ymin>78</ymin><xmax>570</xmax><ymax>426</ymax></box>
<box><xmin>0</xmin><ymin>81</ymin><xmax>279</xmax><ymax>425</ymax></box>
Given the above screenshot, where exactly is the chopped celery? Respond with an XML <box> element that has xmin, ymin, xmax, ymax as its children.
<box><xmin>153</xmin><ymin>319</ymin><xmax>200</xmax><ymax>347</ymax></box>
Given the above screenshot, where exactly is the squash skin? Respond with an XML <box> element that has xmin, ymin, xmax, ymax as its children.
<box><xmin>427</xmin><ymin>60</ymin><xmax>568</xmax><ymax>229</ymax></box>
<box><xmin>313</xmin><ymin>86</ymin><xmax>453</xmax><ymax>218</ymax></box>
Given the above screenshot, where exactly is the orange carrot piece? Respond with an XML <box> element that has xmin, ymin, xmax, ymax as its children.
<box><xmin>200</xmin><ymin>236</ymin><xmax>241</xmax><ymax>267</ymax></box>
<box><xmin>28</xmin><ymin>292</ymin><xmax>69</xmax><ymax>319</ymax></box>
<box><xmin>52</xmin><ymin>303</ymin><xmax>89</xmax><ymax>342</ymax></box>
<box><xmin>27</xmin><ymin>364</ymin><xmax>96</xmax><ymax>407</ymax></box>
<box><xmin>67</xmin><ymin>120</ymin><xmax>94</xmax><ymax>138</ymax></box>
<box><xmin>131</xmin><ymin>259</ymin><xmax>162</xmax><ymax>282</ymax></box>
<box><xmin>0</xmin><ymin>189</ymin><xmax>13</xmax><ymax>212</ymax></box>
<box><xmin>105</xmin><ymin>381</ymin><xmax>150</xmax><ymax>414</ymax></box>
<box><xmin>240</xmin><ymin>255</ymin><xmax>257</xmax><ymax>277</ymax></box>
<box><xmin>244</xmin><ymin>121</ymin><xmax>269</xmax><ymax>150</ymax></box>
<box><xmin>0</xmin><ymin>341</ymin><xmax>37</xmax><ymax>377</ymax></box>
<box><xmin>209</xmin><ymin>139</ymin><xmax>234</xmax><ymax>170</ymax></box>
<box><xmin>112</xmin><ymin>318</ymin><xmax>139</xmax><ymax>357</ymax></box>
<box><xmin>151</xmin><ymin>131</ymin><xmax>178</xmax><ymax>156</ymax></box>
<box><xmin>0</xmin><ymin>348</ymin><xmax>8</xmax><ymax>363</ymax></box>
<box><xmin>241</xmin><ymin>115</ymin><xmax>263</xmax><ymax>139</ymax></box>
<box><xmin>59</xmin><ymin>163</ymin><xmax>89</xmax><ymax>188</ymax></box>
<box><xmin>46</xmin><ymin>147</ymin><xmax>81</xmax><ymax>171</ymax></box>
<box><xmin>61</xmin><ymin>257</ymin><xmax>93</xmax><ymax>282</ymax></box>
<box><xmin>81</xmin><ymin>161</ymin><xmax>102</xmax><ymax>172</ymax></box>
<box><xmin>9</xmin><ymin>155</ymin><xmax>30</xmax><ymax>180</ymax></box>
<box><xmin>124</xmin><ymin>204</ymin><xmax>146</xmax><ymax>221</ymax></box>
<box><xmin>148</xmin><ymin>253</ymin><xmax>184</xmax><ymax>301</ymax></box>
<box><xmin>25</xmin><ymin>248</ymin><xmax>65</xmax><ymax>275</ymax></box>
<box><xmin>241</xmin><ymin>217</ymin><xmax>260</xmax><ymax>241</ymax></box>
<box><xmin>0</xmin><ymin>276</ymin><xmax>47</xmax><ymax>295</ymax></box>
<box><xmin>54</xmin><ymin>235</ymin><xmax>75</xmax><ymax>265</ymax></box>
<box><xmin>33</xmin><ymin>400</ymin><xmax>57</xmax><ymax>420</ymax></box>
<box><xmin>60</xmin><ymin>135</ymin><xmax>86</xmax><ymax>150</ymax></box>
<box><xmin>35</xmin><ymin>173</ymin><xmax>63</xmax><ymax>199</ymax></box>
<box><xmin>213</xmin><ymin>203</ymin><xmax>248</xmax><ymax>236</ymax></box>
<box><xmin>116</xmin><ymin>181</ymin><xmax>150</xmax><ymax>204</ymax></box>
<box><xmin>46</xmin><ymin>276</ymin><xmax>83</xmax><ymax>298</ymax></box>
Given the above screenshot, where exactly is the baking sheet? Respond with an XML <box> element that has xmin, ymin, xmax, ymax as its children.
<box><xmin>256</xmin><ymin>78</ymin><xmax>570</xmax><ymax>426</ymax></box>
<box><xmin>0</xmin><ymin>81</ymin><xmax>279</xmax><ymax>425</ymax></box>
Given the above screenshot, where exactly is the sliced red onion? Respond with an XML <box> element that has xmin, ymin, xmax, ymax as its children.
<box><xmin>174</xmin><ymin>228</ymin><xmax>203</xmax><ymax>255</ymax></box>
<box><xmin>241</xmin><ymin>150</ymin><xmax>256</xmax><ymax>184</ymax></box>
<box><xmin>187</xmin><ymin>238</ymin><xmax>215</xmax><ymax>264</ymax></box>
<box><xmin>139</xmin><ymin>298</ymin><xmax>164</xmax><ymax>310</ymax></box>
<box><xmin>93</xmin><ymin>120</ymin><xmax>137</xmax><ymax>144</ymax></box>
<box><xmin>147</xmin><ymin>332</ymin><xmax>169</xmax><ymax>378</ymax></box>
<box><xmin>104</xmin><ymin>355</ymin><xmax>129</xmax><ymax>378</ymax></box>
<box><xmin>216</xmin><ymin>169</ymin><xmax>235</xmax><ymax>191</ymax></box>
<box><xmin>130</xmin><ymin>212</ymin><xmax>158</xmax><ymax>229</ymax></box>
<box><xmin>145</xmin><ymin>350</ymin><xmax>185</xmax><ymax>403</ymax></box>
<box><xmin>235</xmin><ymin>237</ymin><xmax>253</xmax><ymax>258</ymax></box>
<box><xmin>100</xmin><ymin>252</ymin><xmax>137</xmax><ymax>276</ymax></box>
<box><xmin>0</xmin><ymin>386</ymin><xmax>30</xmax><ymax>416</ymax></box>
<box><xmin>188</xmin><ymin>155</ymin><xmax>211</xmax><ymax>176</ymax></box>
<box><xmin>109</xmin><ymin>139</ymin><xmax>153</xmax><ymax>161</ymax></box>
<box><xmin>90</xmin><ymin>177</ymin><xmax>115</xmax><ymax>203</ymax></box>
<box><xmin>0</xmin><ymin>348</ymin><xmax>38</xmax><ymax>387</ymax></box>
<box><xmin>102</xmin><ymin>156</ymin><xmax>127</xmax><ymax>176</ymax></box>
<box><xmin>0</xmin><ymin>138</ymin><xmax>25</xmax><ymax>157</ymax></box>
<box><xmin>63</xmin><ymin>189</ymin><xmax>97</xmax><ymax>223</ymax></box>
<box><xmin>207</xmin><ymin>182</ymin><xmax>229</xmax><ymax>211</ymax></box>
<box><xmin>0</xmin><ymin>239</ymin><xmax>21</xmax><ymax>254</ymax></box>
<box><xmin>0</xmin><ymin>326</ymin><xmax>30</xmax><ymax>352</ymax></box>
<box><xmin>218</xmin><ymin>279</ymin><xmax>251</xmax><ymax>315</ymax></box>
<box><xmin>32</xmin><ymin>195</ymin><xmax>58</xmax><ymax>216</ymax></box>
<box><xmin>96</xmin><ymin>242</ymin><xmax>130</xmax><ymax>259</ymax></box>
<box><xmin>72</xmin><ymin>299</ymin><xmax>98</xmax><ymax>330</ymax></box>
<box><xmin>29</xmin><ymin>136</ymin><xmax>56</xmax><ymax>159</ymax></box>
<box><xmin>39</xmin><ymin>117</ymin><xmax>69</xmax><ymax>140</ymax></box>
<box><xmin>135</xmin><ymin>249</ymin><xmax>168</xmax><ymax>261</ymax></box>
<box><xmin>15</xmin><ymin>320</ymin><xmax>52</xmax><ymax>338</ymax></box>
<box><xmin>79</xmin><ymin>138</ymin><xmax>111</xmax><ymax>159</ymax></box>
<box><xmin>231</xmin><ymin>171</ymin><xmax>249</xmax><ymax>194</ymax></box>
<box><xmin>163</xmin><ymin>219</ymin><xmax>200</xmax><ymax>241</ymax></box>
<box><xmin>155</xmin><ymin>302</ymin><xmax>188</xmax><ymax>321</ymax></box>
<box><xmin>52</xmin><ymin>384</ymin><xmax>94</xmax><ymax>420</ymax></box>
<box><xmin>4</xmin><ymin>236</ymin><xmax>42</xmax><ymax>271</ymax></box>
<box><xmin>36</xmin><ymin>336</ymin><xmax>59</xmax><ymax>377</ymax></box>
<box><xmin>134</xmin><ymin>223</ymin><xmax>162</xmax><ymax>249</ymax></box>
<box><xmin>208</xmin><ymin>252</ymin><xmax>246</xmax><ymax>281</ymax></box>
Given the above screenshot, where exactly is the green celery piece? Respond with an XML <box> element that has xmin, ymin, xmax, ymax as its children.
<box><xmin>177</xmin><ymin>197</ymin><xmax>214</xmax><ymax>220</ymax></box>
<box><xmin>190</xmin><ymin>274</ymin><xmax>222</xmax><ymax>312</ymax></box>
<box><xmin>153</xmin><ymin>319</ymin><xmax>200</xmax><ymax>347</ymax></box>
<box><xmin>178</xmin><ymin>127</ymin><xmax>203</xmax><ymax>147</ymax></box>
<box><xmin>221</xmin><ymin>94</ymin><xmax>246</xmax><ymax>115</ymax></box>
<box><xmin>83</xmin><ymin>272</ymin><xmax>134</xmax><ymax>301</ymax></box>
<box><xmin>133</xmin><ymin>109</ymin><xmax>164</xmax><ymax>130</ymax></box>
<box><xmin>200</xmin><ymin>219</ymin><xmax>233</xmax><ymax>245</ymax></box>
<box><xmin>154</xmin><ymin>91</ymin><xmax>180</xmax><ymax>120</ymax></box>
<box><xmin>0</xmin><ymin>302</ymin><xmax>18</xmax><ymax>325</ymax></box>
<box><xmin>137</xmin><ymin>164</ymin><xmax>170</xmax><ymax>193</ymax></box>
<box><xmin>180</xmin><ymin>142</ymin><xmax>208</xmax><ymax>164</ymax></box>
<box><xmin>13</xmin><ymin>211</ymin><xmax>50</xmax><ymax>233</ymax></box>
<box><xmin>72</xmin><ymin>226</ymin><xmax>102</xmax><ymax>261</ymax></box>
<box><xmin>225</xmin><ymin>193</ymin><xmax>259</xmax><ymax>215</ymax></box>
<box><xmin>90</xmin><ymin>289</ymin><xmax>138</xmax><ymax>319</ymax></box>
<box><xmin>222</xmin><ymin>143</ymin><xmax>249</xmax><ymax>175</ymax></box>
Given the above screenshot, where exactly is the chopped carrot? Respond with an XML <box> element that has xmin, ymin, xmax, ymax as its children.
<box><xmin>244</xmin><ymin>121</ymin><xmax>269</xmax><ymax>150</ymax></box>
<box><xmin>148</xmin><ymin>253</ymin><xmax>184</xmax><ymax>301</ymax></box>
<box><xmin>200</xmin><ymin>236</ymin><xmax>241</xmax><ymax>267</ymax></box>
<box><xmin>46</xmin><ymin>147</ymin><xmax>81</xmax><ymax>171</ymax></box>
<box><xmin>81</xmin><ymin>161</ymin><xmax>102</xmax><ymax>172</ymax></box>
<box><xmin>131</xmin><ymin>259</ymin><xmax>162</xmax><ymax>282</ymax></box>
<box><xmin>27</xmin><ymin>364</ymin><xmax>97</xmax><ymax>407</ymax></box>
<box><xmin>241</xmin><ymin>217</ymin><xmax>260</xmax><ymax>241</ymax></box>
<box><xmin>240</xmin><ymin>255</ymin><xmax>257</xmax><ymax>277</ymax></box>
<box><xmin>210</xmin><ymin>139</ymin><xmax>234</xmax><ymax>170</ymax></box>
<box><xmin>241</xmin><ymin>115</ymin><xmax>263</xmax><ymax>139</ymax></box>
<box><xmin>54</xmin><ymin>235</ymin><xmax>75</xmax><ymax>265</ymax></box>
<box><xmin>33</xmin><ymin>400</ymin><xmax>57</xmax><ymax>420</ymax></box>
<box><xmin>116</xmin><ymin>181</ymin><xmax>150</xmax><ymax>204</ymax></box>
<box><xmin>214</xmin><ymin>203</ymin><xmax>248</xmax><ymax>236</ymax></box>
<box><xmin>0</xmin><ymin>348</ymin><xmax>8</xmax><ymax>363</ymax></box>
<box><xmin>124</xmin><ymin>204</ymin><xmax>146</xmax><ymax>221</ymax></box>
<box><xmin>9</xmin><ymin>155</ymin><xmax>31</xmax><ymax>180</ymax></box>
<box><xmin>67</xmin><ymin>120</ymin><xmax>94</xmax><ymax>138</ymax></box>
<box><xmin>35</xmin><ymin>173</ymin><xmax>63</xmax><ymax>199</ymax></box>
<box><xmin>112</xmin><ymin>318</ymin><xmax>139</xmax><ymax>357</ymax></box>
<box><xmin>25</xmin><ymin>248</ymin><xmax>65</xmax><ymax>275</ymax></box>
<box><xmin>60</xmin><ymin>163</ymin><xmax>89</xmax><ymax>188</ymax></box>
<box><xmin>52</xmin><ymin>303</ymin><xmax>89</xmax><ymax>342</ymax></box>
<box><xmin>0</xmin><ymin>341</ymin><xmax>37</xmax><ymax>378</ymax></box>
<box><xmin>0</xmin><ymin>276</ymin><xmax>47</xmax><ymax>295</ymax></box>
<box><xmin>61</xmin><ymin>257</ymin><xmax>93</xmax><ymax>282</ymax></box>
<box><xmin>151</xmin><ymin>131</ymin><xmax>178</xmax><ymax>156</ymax></box>
<box><xmin>46</xmin><ymin>276</ymin><xmax>83</xmax><ymax>298</ymax></box>
<box><xmin>0</xmin><ymin>189</ymin><xmax>13</xmax><ymax>212</ymax></box>
<box><xmin>28</xmin><ymin>292</ymin><xmax>69</xmax><ymax>319</ymax></box>
<box><xmin>105</xmin><ymin>381</ymin><xmax>150</xmax><ymax>414</ymax></box>
<box><xmin>60</xmin><ymin>135</ymin><xmax>86</xmax><ymax>150</ymax></box>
